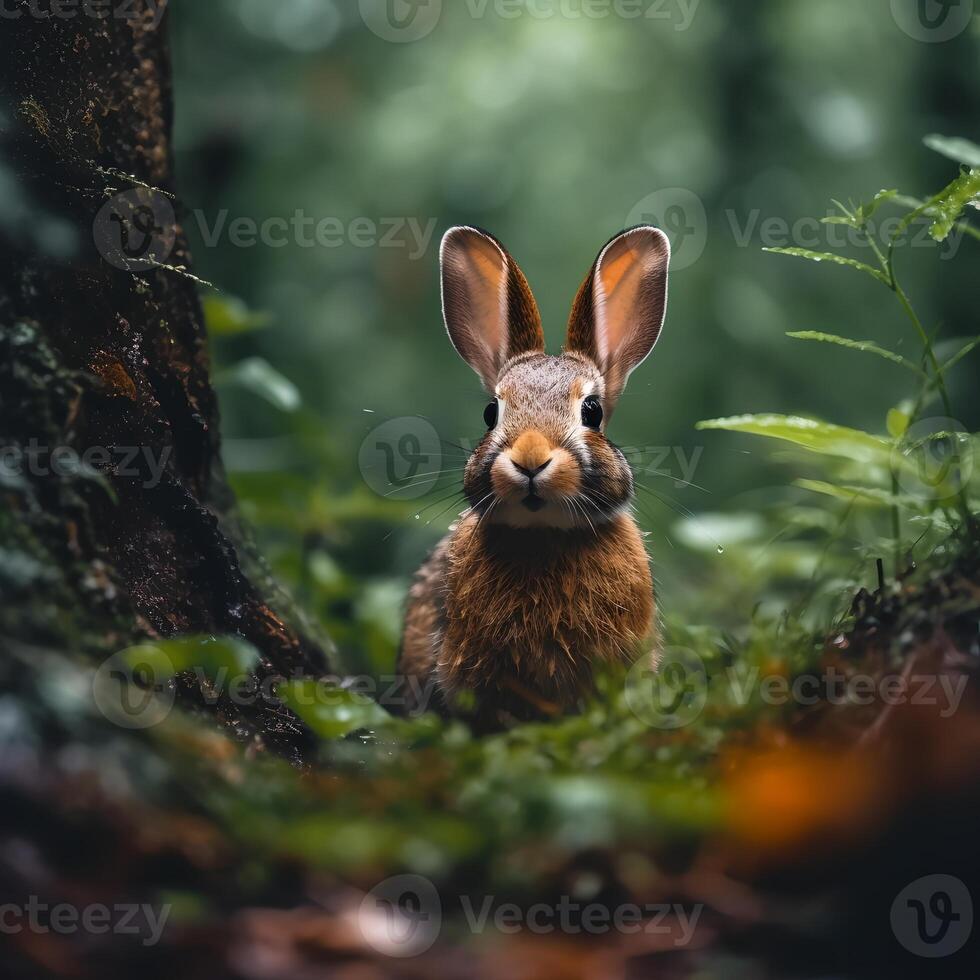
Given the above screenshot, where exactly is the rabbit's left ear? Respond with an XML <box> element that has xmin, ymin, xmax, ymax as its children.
<box><xmin>565</xmin><ymin>226</ymin><xmax>670</xmax><ymax>407</ymax></box>
<box><xmin>440</xmin><ymin>226</ymin><xmax>544</xmax><ymax>392</ymax></box>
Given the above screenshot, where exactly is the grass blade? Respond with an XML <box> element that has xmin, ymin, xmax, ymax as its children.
<box><xmin>786</xmin><ymin>331</ymin><xmax>925</xmax><ymax>376</ymax></box>
<box><xmin>763</xmin><ymin>247</ymin><xmax>889</xmax><ymax>284</ymax></box>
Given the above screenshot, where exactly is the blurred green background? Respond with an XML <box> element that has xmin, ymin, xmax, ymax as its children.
<box><xmin>168</xmin><ymin>0</ymin><xmax>979</xmax><ymax>674</ymax></box>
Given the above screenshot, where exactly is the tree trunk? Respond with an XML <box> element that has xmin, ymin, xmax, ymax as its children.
<box><xmin>0</xmin><ymin>2</ymin><xmax>328</xmax><ymax>763</ymax></box>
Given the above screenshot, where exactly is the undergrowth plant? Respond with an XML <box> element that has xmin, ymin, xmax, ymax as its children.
<box><xmin>698</xmin><ymin>134</ymin><xmax>980</xmax><ymax>577</ymax></box>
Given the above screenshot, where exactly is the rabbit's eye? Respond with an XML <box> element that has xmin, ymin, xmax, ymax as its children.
<box><xmin>581</xmin><ymin>395</ymin><xmax>603</xmax><ymax>429</ymax></box>
<box><xmin>483</xmin><ymin>400</ymin><xmax>499</xmax><ymax>429</ymax></box>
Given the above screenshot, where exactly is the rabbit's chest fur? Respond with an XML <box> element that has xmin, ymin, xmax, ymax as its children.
<box><xmin>430</xmin><ymin>512</ymin><xmax>655</xmax><ymax>711</ymax></box>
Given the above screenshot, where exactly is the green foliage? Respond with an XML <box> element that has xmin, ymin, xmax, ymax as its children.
<box><xmin>122</xmin><ymin>635</ymin><xmax>261</xmax><ymax>680</ymax></box>
<box><xmin>217</xmin><ymin>357</ymin><xmax>302</xmax><ymax>412</ymax></box>
<box><xmin>794</xmin><ymin>479</ymin><xmax>917</xmax><ymax>509</ymax></box>
<box><xmin>923</xmin><ymin>134</ymin><xmax>980</xmax><ymax>168</ymax></box>
<box><xmin>697</xmin><ymin>415</ymin><xmax>892</xmax><ymax>465</ymax></box>
<box><xmin>108</xmin><ymin>611</ymin><xmax>811</xmax><ymax>886</ymax></box>
<box><xmin>924</xmin><ymin>169</ymin><xmax>980</xmax><ymax>242</ymax></box>
<box><xmin>282</xmin><ymin>678</ymin><xmax>396</xmax><ymax>739</ymax></box>
<box><xmin>702</xmin><ymin>147</ymin><xmax>979</xmax><ymax>572</ymax></box>
<box><xmin>203</xmin><ymin>294</ymin><xmax>272</xmax><ymax>336</ymax></box>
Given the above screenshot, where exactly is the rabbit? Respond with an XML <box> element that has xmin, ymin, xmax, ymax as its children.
<box><xmin>398</xmin><ymin>225</ymin><xmax>670</xmax><ymax>728</ymax></box>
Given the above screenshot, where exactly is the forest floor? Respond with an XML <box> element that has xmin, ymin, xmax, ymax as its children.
<box><xmin>2</xmin><ymin>530</ymin><xmax>978</xmax><ymax>978</ymax></box>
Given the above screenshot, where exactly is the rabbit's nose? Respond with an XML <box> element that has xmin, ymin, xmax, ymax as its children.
<box><xmin>509</xmin><ymin>430</ymin><xmax>553</xmax><ymax>477</ymax></box>
<box><xmin>513</xmin><ymin>459</ymin><xmax>551</xmax><ymax>480</ymax></box>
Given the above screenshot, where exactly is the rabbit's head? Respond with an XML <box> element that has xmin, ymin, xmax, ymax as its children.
<box><xmin>441</xmin><ymin>225</ymin><xmax>670</xmax><ymax>530</ymax></box>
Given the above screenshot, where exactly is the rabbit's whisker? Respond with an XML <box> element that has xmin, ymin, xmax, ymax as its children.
<box><xmin>381</xmin><ymin>477</ymin><xmax>463</xmax><ymax>498</ymax></box>
<box><xmin>411</xmin><ymin>487</ymin><xmax>466</xmax><ymax>517</ymax></box>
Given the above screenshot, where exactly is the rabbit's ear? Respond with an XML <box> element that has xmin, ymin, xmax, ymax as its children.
<box><xmin>440</xmin><ymin>226</ymin><xmax>544</xmax><ymax>391</ymax></box>
<box><xmin>565</xmin><ymin>226</ymin><xmax>670</xmax><ymax>407</ymax></box>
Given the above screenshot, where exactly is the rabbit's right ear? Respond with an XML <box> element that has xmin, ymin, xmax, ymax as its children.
<box><xmin>440</xmin><ymin>226</ymin><xmax>544</xmax><ymax>391</ymax></box>
<box><xmin>565</xmin><ymin>226</ymin><xmax>670</xmax><ymax>409</ymax></box>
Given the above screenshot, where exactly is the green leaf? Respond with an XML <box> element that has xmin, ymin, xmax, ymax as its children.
<box><xmin>892</xmin><ymin>194</ymin><xmax>980</xmax><ymax>243</ymax></box>
<box><xmin>219</xmin><ymin>357</ymin><xmax>301</xmax><ymax>412</ymax></box>
<box><xmin>940</xmin><ymin>335</ymin><xmax>980</xmax><ymax>373</ymax></box>
<box><xmin>122</xmin><ymin>635</ymin><xmax>261</xmax><ymax>680</ymax></box>
<box><xmin>203</xmin><ymin>295</ymin><xmax>272</xmax><ymax>336</ymax></box>
<box><xmin>886</xmin><ymin>405</ymin><xmax>911</xmax><ymax>439</ymax></box>
<box><xmin>672</xmin><ymin>512</ymin><xmax>766</xmax><ymax>552</ymax></box>
<box><xmin>796</xmin><ymin>479</ymin><xmax>917</xmax><ymax>509</ymax></box>
<box><xmin>696</xmin><ymin>414</ymin><xmax>892</xmax><ymax>465</ymax></box>
<box><xmin>281</xmin><ymin>679</ymin><xmax>392</xmax><ymax>739</ymax></box>
<box><xmin>829</xmin><ymin>199</ymin><xmax>856</xmax><ymax>224</ymax></box>
<box><xmin>861</xmin><ymin>188</ymin><xmax>898</xmax><ymax>220</ymax></box>
<box><xmin>892</xmin><ymin>194</ymin><xmax>980</xmax><ymax>241</ymax></box>
<box><xmin>762</xmin><ymin>247</ymin><xmax>889</xmax><ymax>284</ymax></box>
<box><xmin>923</xmin><ymin>134</ymin><xmax>980</xmax><ymax>169</ymax></box>
<box><xmin>786</xmin><ymin>331</ymin><xmax>925</xmax><ymax>376</ymax></box>
<box><xmin>928</xmin><ymin>169</ymin><xmax>980</xmax><ymax>242</ymax></box>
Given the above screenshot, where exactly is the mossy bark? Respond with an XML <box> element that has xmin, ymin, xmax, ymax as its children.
<box><xmin>0</xmin><ymin>3</ymin><xmax>328</xmax><ymax>762</ymax></box>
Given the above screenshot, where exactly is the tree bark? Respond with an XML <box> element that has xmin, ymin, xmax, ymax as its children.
<box><xmin>0</xmin><ymin>1</ymin><xmax>328</xmax><ymax>763</ymax></box>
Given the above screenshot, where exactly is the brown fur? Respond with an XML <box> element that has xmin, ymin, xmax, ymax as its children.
<box><xmin>399</xmin><ymin>535</ymin><xmax>451</xmax><ymax>715</ymax></box>
<box><xmin>400</xmin><ymin>513</ymin><xmax>656</xmax><ymax>726</ymax></box>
